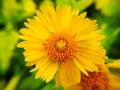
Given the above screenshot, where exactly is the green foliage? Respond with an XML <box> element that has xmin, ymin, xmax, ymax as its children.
<box><xmin>17</xmin><ymin>74</ymin><xmax>45</xmax><ymax>90</ymax></box>
<box><xmin>102</xmin><ymin>25</ymin><xmax>120</xmax><ymax>51</ymax></box>
<box><xmin>4</xmin><ymin>74</ymin><xmax>21</xmax><ymax>90</ymax></box>
<box><xmin>95</xmin><ymin>0</ymin><xmax>120</xmax><ymax>16</ymax></box>
<box><xmin>2</xmin><ymin>0</ymin><xmax>36</xmax><ymax>22</ymax></box>
<box><xmin>56</xmin><ymin>0</ymin><xmax>93</xmax><ymax>12</ymax></box>
<box><xmin>0</xmin><ymin>27</ymin><xmax>18</xmax><ymax>74</ymax></box>
<box><xmin>109</xmin><ymin>68</ymin><xmax>120</xmax><ymax>76</ymax></box>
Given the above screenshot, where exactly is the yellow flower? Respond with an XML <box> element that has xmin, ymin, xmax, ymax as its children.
<box><xmin>66</xmin><ymin>60</ymin><xmax>120</xmax><ymax>90</ymax></box>
<box><xmin>106</xmin><ymin>59</ymin><xmax>120</xmax><ymax>69</ymax></box>
<box><xmin>17</xmin><ymin>5</ymin><xmax>106</xmax><ymax>86</ymax></box>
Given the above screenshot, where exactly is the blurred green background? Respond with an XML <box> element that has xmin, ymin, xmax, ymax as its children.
<box><xmin>0</xmin><ymin>0</ymin><xmax>120</xmax><ymax>90</ymax></box>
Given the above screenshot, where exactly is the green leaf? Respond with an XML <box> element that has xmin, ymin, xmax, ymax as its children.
<box><xmin>71</xmin><ymin>0</ymin><xmax>93</xmax><ymax>11</ymax></box>
<box><xmin>109</xmin><ymin>68</ymin><xmax>120</xmax><ymax>76</ymax></box>
<box><xmin>102</xmin><ymin>25</ymin><xmax>120</xmax><ymax>51</ymax></box>
<box><xmin>95</xmin><ymin>0</ymin><xmax>120</xmax><ymax>16</ymax></box>
<box><xmin>17</xmin><ymin>74</ymin><xmax>45</xmax><ymax>90</ymax></box>
<box><xmin>0</xmin><ymin>80</ymin><xmax>6</xmax><ymax>90</ymax></box>
<box><xmin>105</xmin><ymin>58</ymin><xmax>114</xmax><ymax>63</ymax></box>
<box><xmin>2</xmin><ymin>0</ymin><xmax>36</xmax><ymax>22</ymax></box>
<box><xmin>41</xmin><ymin>80</ymin><xmax>64</xmax><ymax>90</ymax></box>
<box><xmin>41</xmin><ymin>82</ymin><xmax>55</xmax><ymax>90</ymax></box>
<box><xmin>56</xmin><ymin>0</ymin><xmax>70</xmax><ymax>7</ymax></box>
<box><xmin>3</xmin><ymin>74</ymin><xmax>21</xmax><ymax>90</ymax></box>
<box><xmin>0</xmin><ymin>28</ymin><xmax>19</xmax><ymax>74</ymax></box>
<box><xmin>56</xmin><ymin>0</ymin><xmax>93</xmax><ymax>12</ymax></box>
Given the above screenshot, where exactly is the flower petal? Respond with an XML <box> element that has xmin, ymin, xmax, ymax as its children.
<box><xmin>58</xmin><ymin>60</ymin><xmax>80</xmax><ymax>87</ymax></box>
<box><xmin>20</xmin><ymin>28</ymin><xmax>48</xmax><ymax>41</ymax></box>
<box><xmin>75</xmin><ymin>30</ymin><xmax>105</xmax><ymax>42</ymax></box>
<box><xmin>17</xmin><ymin>41</ymin><xmax>44</xmax><ymax>50</ymax></box>
<box><xmin>26</xmin><ymin>60</ymin><xmax>38</xmax><ymax>66</ymax></box>
<box><xmin>23</xmin><ymin>21</ymin><xmax>49</xmax><ymax>40</ymax></box>
<box><xmin>35</xmin><ymin>59</ymin><xmax>59</xmax><ymax>82</ymax></box>
<box><xmin>77</xmin><ymin>48</ymin><xmax>105</xmax><ymax>64</ymax></box>
<box><xmin>24</xmin><ymin>50</ymin><xmax>47</xmax><ymax>62</ymax></box>
<box><xmin>30</xmin><ymin>56</ymin><xmax>49</xmax><ymax>72</ymax></box>
<box><xmin>68</xmin><ymin>12</ymin><xmax>88</xmax><ymax>34</ymax></box>
<box><xmin>66</xmin><ymin>84</ymin><xmax>82</xmax><ymax>90</ymax></box>
<box><xmin>109</xmin><ymin>73</ymin><xmax>120</xmax><ymax>90</ymax></box>
<box><xmin>40</xmin><ymin>5</ymin><xmax>58</xmax><ymax>32</ymax></box>
<box><xmin>35</xmin><ymin>10</ymin><xmax>56</xmax><ymax>33</ymax></box>
<box><xmin>75</xmin><ymin>54</ymin><xmax>99</xmax><ymax>72</ymax></box>
<box><xmin>56</xmin><ymin>6</ymin><xmax>72</xmax><ymax>31</ymax></box>
<box><xmin>106</xmin><ymin>60</ymin><xmax>120</xmax><ymax>69</ymax></box>
<box><xmin>73</xmin><ymin>58</ymin><xmax>88</xmax><ymax>76</ymax></box>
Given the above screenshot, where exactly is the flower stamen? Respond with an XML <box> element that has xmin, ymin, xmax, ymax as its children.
<box><xmin>44</xmin><ymin>32</ymin><xmax>76</xmax><ymax>62</ymax></box>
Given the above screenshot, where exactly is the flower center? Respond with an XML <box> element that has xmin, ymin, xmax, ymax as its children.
<box><xmin>44</xmin><ymin>32</ymin><xmax>76</xmax><ymax>62</ymax></box>
<box><xmin>56</xmin><ymin>40</ymin><xmax>66</xmax><ymax>51</ymax></box>
<box><xmin>80</xmin><ymin>67</ymin><xmax>110</xmax><ymax>90</ymax></box>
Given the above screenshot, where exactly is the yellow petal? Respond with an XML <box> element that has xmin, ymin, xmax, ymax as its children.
<box><xmin>18</xmin><ymin>35</ymin><xmax>40</xmax><ymax>41</ymax></box>
<box><xmin>77</xmin><ymin>48</ymin><xmax>105</xmax><ymax>64</ymax></box>
<box><xmin>30</xmin><ymin>56</ymin><xmax>49</xmax><ymax>72</ymax></box>
<box><xmin>109</xmin><ymin>73</ymin><xmax>120</xmax><ymax>90</ymax></box>
<box><xmin>74</xmin><ymin>19</ymin><xmax>97</xmax><ymax>36</ymax></box>
<box><xmin>20</xmin><ymin>28</ymin><xmax>45</xmax><ymax>40</ymax></box>
<box><xmin>35</xmin><ymin>10</ymin><xmax>56</xmax><ymax>33</ymax></box>
<box><xmin>75</xmin><ymin>54</ymin><xmax>99</xmax><ymax>72</ymax></box>
<box><xmin>24</xmin><ymin>21</ymin><xmax>49</xmax><ymax>40</ymax></box>
<box><xmin>66</xmin><ymin>84</ymin><xmax>82</xmax><ymax>90</ymax></box>
<box><xmin>40</xmin><ymin>5</ymin><xmax>58</xmax><ymax>31</ymax></box>
<box><xmin>68</xmin><ymin>12</ymin><xmax>87</xmax><ymax>35</ymax></box>
<box><xmin>24</xmin><ymin>50</ymin><xmax>47</xmax><ymax>62</ymax></box>
<box><xmin>75</xmin><ymin>30</ymin><xmax>105</xmax><ymax>42</ymax></box>
<box><xmin>106</xmin><ymin>60</ymin><xmax>120</xmax><ymax>69</ymax></box>
<box><xmin>58</xmin><ymin>60</ymin><xmax>80</xmax><ymax>87</ymax></box>
<box><xmin>73</xmin><ymin>58</ymin><xmax>88</xmax><ymax>76</ymax></box>
<box><xmin>71</xmin><ymin>9</ymin><xmax>80</xmax><ymax>16</ymax></box>
<box><xmin>61</xmin><ymin>6</ymin><xmax>72</xmax><ymax>31</ymax></box>
<box><xmin>35</xmin><ymin>60</ymin><xmax>59</xmax><ymax>82</ymax></box>
<box><xmin>56</xmin><ymin>6</ymin><xmax>73</xmax><ymax>31</ymax></box>
<box><xmin>17</xmin><ymin>41</ymin><xmax>44</xmax><ymax>50</ymax></box>
<box><xmin>17</xmin><ymin>41</ymin><xmax>26</xmax><ymax>48</ymax></box>
<box><xmin>26</xmin><ymin>60</ymin><xmax>38</xmax><ymax>66</ymax></box>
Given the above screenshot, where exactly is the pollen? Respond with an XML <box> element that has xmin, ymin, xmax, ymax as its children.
<box><xmin>44</xmin><ymin>32</ymin><xmax>76</xmax><ymax>62</ymax></box>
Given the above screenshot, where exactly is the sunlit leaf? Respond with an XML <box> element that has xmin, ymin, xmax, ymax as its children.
<box><xmin>101</xmin><ymin>24</ymin><xmax>120</xmax><ymax>51</ymax></box>
<box><xmin>21</xmin><ymin>0</ymin><xmax>36</xmax><ymax>17</ymax></box>
<box><xmin>3</xmin><ymin>74</ymin><xmax>21</xmax><ymax>90</ymax></box>
<box><xmin>0</xmin><ymin>27</ymin><xmax>19</xmax><ymax>74</ymax></box>
<box><xmin>95</xmin><ymin>0</ymin><xmax>120</xmax><ymax>16</ymax></box>
<box><xmin>56</xmin><ymin>0</ymin><xmax>70</xmax><ymax>6</ymax></box>
<box><xmin>56</xmin><ymin>0</ymin><xmax>93</xmax><ymax>12</ymax></box>
<box><xmin>2</xmin><ymin>0</ymin><xmax>36</xmax><ymax>22</ymax></box>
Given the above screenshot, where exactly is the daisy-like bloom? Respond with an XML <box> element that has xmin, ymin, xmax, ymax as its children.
<box><xmin>17</xmin><ymin>5</ymin><xmax>106</xmax><ymax>87</ymax></box>
<box><xmin>66</xmin><ymin>60</ymin><xmax>120</xmax><ymax>90</ymax></box>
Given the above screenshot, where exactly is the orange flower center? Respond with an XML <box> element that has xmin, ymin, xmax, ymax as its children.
<box><xmin>80</xmin><ymin>67</ymin><xmax>110</xmax><ymax>90</ymax></box>
<box><xmin>44</xmin><ymin>32</ymin><xmax>76</xmax><ymax>62</ymax></box>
